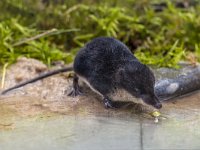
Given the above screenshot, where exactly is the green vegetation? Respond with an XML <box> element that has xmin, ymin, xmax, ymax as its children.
<box><xmin>0</xmin><ymin>0</ymin><xmax>200</xmax><ymax>67</ymax></box>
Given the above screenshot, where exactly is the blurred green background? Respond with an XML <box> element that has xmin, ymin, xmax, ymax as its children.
<box><xmin>1</xmin><ymin>0</ymin><xmax>200</xmax><ymax>67</ymax></box>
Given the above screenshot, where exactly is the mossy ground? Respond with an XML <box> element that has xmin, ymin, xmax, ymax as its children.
<box><xmin>1</xmin><ymin>0</ymin><xmax>200</xmax><ymax>68</ymax></box>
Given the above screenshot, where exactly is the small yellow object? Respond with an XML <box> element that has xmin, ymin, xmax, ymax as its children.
<box><xmin>151</xmin><ymin>111</ymin><xmax>161</xmax><ymax>117</ymax></box>
<box><xmin>150</xmin><ymin>111</ymin><xmax>161</xmax><ymax>123</ymax></box>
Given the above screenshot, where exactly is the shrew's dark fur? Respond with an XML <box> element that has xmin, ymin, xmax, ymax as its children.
<box><xmin>1</xmin><ymin>37</ymin><xmax>162</xmax><ymax>109</ymax></box>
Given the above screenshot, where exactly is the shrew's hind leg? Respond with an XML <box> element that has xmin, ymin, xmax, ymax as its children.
<box><xmin>68</xmin><ymin>74</ymin><xmax>83</xmax><ymax>97</ymax></box>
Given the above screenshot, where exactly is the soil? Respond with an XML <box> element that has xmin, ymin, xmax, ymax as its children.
<box><xmin>1</xmin><ymin>57</ymin><xmax>200</xmax><ymax>126</ymax></box>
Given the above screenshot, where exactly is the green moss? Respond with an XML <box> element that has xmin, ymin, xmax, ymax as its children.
<box><xmin>0</xmin><ymin>19</ymin><xmax>75</xmax><ymax>66</ymax></box>
<box><xmin>0</xmin><ymin>0</ymin><xmax>200</xmax><ymax>67</ymax></box>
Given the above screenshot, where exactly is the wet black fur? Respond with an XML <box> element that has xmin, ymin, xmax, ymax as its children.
<box><xmin>73</xmin><ymin>37</ymin><xmax>162</xmax><ymax>109</ymax></box>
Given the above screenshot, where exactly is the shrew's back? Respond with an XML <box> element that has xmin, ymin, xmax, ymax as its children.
<box><xmin>74</xmin><ymin>37</ymin><xmax>138</xmax><ymax>77</ymax></box>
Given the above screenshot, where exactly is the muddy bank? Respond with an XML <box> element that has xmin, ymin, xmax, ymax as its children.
<box><xmin>1</xmin><ymin>57</ymin><xmax>200</xmax><ymax>123</ymax></box>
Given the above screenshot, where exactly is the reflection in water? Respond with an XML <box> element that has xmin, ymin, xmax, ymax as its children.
<box><xmin>0</xmin><ymin>113</ymin><xmax>200</xmax><ymax>150</ymax></box>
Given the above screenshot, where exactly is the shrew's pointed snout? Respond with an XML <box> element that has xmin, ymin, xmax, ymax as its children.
<box><xmin>154</xmin><ymin>102</ymin><xmax>162</xmax><ymax>109</ymax></box>
<box><xmin>141</xmin><ymin>94</ymin><xmax>162</xmax><ymax>109</ymax></box>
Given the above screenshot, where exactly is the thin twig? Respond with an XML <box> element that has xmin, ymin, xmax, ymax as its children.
<box><xmin>12</xmin><ymin>28</ymin><xmax>79</xmax><ymax>47</ymax></box>
<box><xmin>13</xmin><ymin>29</ymin><xmax>57</xmax><ymax>46</ymax></box>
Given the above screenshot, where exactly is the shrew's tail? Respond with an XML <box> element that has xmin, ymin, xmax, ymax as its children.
<box><xmin>1</xmin><ymin>66</ymin><xmax>73</xmax><ymax>95</ymax></box>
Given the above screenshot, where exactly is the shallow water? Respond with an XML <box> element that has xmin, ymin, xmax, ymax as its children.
<box><xmin>1</xmin><ymin>111</ymin><xmax>200</xmax><ymax>150</ymax></box>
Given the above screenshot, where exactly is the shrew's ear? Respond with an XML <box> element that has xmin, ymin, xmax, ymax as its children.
<box><xmin>116</xmin><ymin>68</ymin><xmax>125</xmax><ymax>80</ymax></box>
